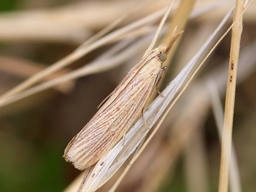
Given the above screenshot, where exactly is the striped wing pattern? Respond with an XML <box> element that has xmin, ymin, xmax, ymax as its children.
<box><xmin>64</xmin><ymin>49</ymin><xmax>165</xmax><ymax>170</ymax></box>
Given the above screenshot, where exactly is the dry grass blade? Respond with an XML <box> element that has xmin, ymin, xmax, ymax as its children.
<box><xmin>0</xmin><ymin>34</ymin><xmax>154</xmax><ymax>108</ymax></box>
<box><xmin>208</xmin><ymin>82</ymin><xmax>241</xmax><ymax>192</ymax></box>
<box><xmin>0</xmin><ymin>5</ymin><xmax>169</xmax><ymax>105</ymax></box>
<box><xmin>218</xmin><ymin>0</ymin><xmax>245</xmax><ymax>192</ymax></box>
<box><xmin>0</xmin><ymin>56</ymin><xmax>73</xmax><ymax>93</ymax></box>
<box><xmin>161</xmin><ymin>0</ymin><xmax>196</xmax><ymax>67</ymax></box>
<box><xmin>0</xmin><ymin>1</ymin><xmax>165</xmax><ymax>43</ymax></box>
<box><xmin>0</xmin><ymin>0</ymin><xmax>225</xmax><ymax>108</ymax></box>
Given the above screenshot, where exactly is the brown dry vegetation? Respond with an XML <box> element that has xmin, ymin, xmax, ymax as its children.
<box><xmin>0</xmin><ymin>0</ymin><xmax>255</xmax><ymax>192</ymax></box>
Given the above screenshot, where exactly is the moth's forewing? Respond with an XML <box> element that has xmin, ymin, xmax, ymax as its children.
<box><xmin>64</xmin><ymin>49</ymin><xmax>165</xmax><ymax>170</ymax></box>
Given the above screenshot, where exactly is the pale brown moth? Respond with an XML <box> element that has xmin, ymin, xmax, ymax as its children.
<box><xmin>63</xmin><ymin>31</ymin><xmax>181</xmax><ymax>170</ymax></box>
<box><xmin>63</xmin><ymin>0</ymin><xmax>182</xmax><ymax>170</ymax></box>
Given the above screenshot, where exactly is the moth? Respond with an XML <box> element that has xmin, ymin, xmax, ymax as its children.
<box><xmin>63</xmin><ymin>30</ymin><xmax>182</xmax><ymax>170</ymax></box>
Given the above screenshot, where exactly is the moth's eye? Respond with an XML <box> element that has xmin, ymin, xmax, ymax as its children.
<box><xmin>159</xmin><ymin>52</ymin><xmax>167</xmax><ymax>62</ymax></box>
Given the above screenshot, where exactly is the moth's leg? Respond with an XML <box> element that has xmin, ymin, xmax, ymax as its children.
<box><xmin>141</xmin><ymin>107</ymin><xmax>150</xmax><ymax>130</ymax></box>
<box><xmin>155</xmin><ymin>87</ymin><xmax>164</xmax><ymax>97</ymax></box>
<box><xmin>154</xmin><ymin>66</ymin><xmax>167</xmax><ymax>97</ymax></box>
<box><xmin>122</xmin><ymin>132</ymin><xmax>126</xmax><ymax>146</ymax></box>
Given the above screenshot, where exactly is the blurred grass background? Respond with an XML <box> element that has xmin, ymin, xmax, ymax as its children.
<box><xmin>0</xmin><ymin>0</ymin><xmax>256</xmax><ymax>192</ymax></box>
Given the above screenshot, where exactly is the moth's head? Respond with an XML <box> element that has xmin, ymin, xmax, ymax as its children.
<box><xmin>158</xmin><ymin>51</ymin><xmax>167</xmax><ymax>62</ymax></box>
